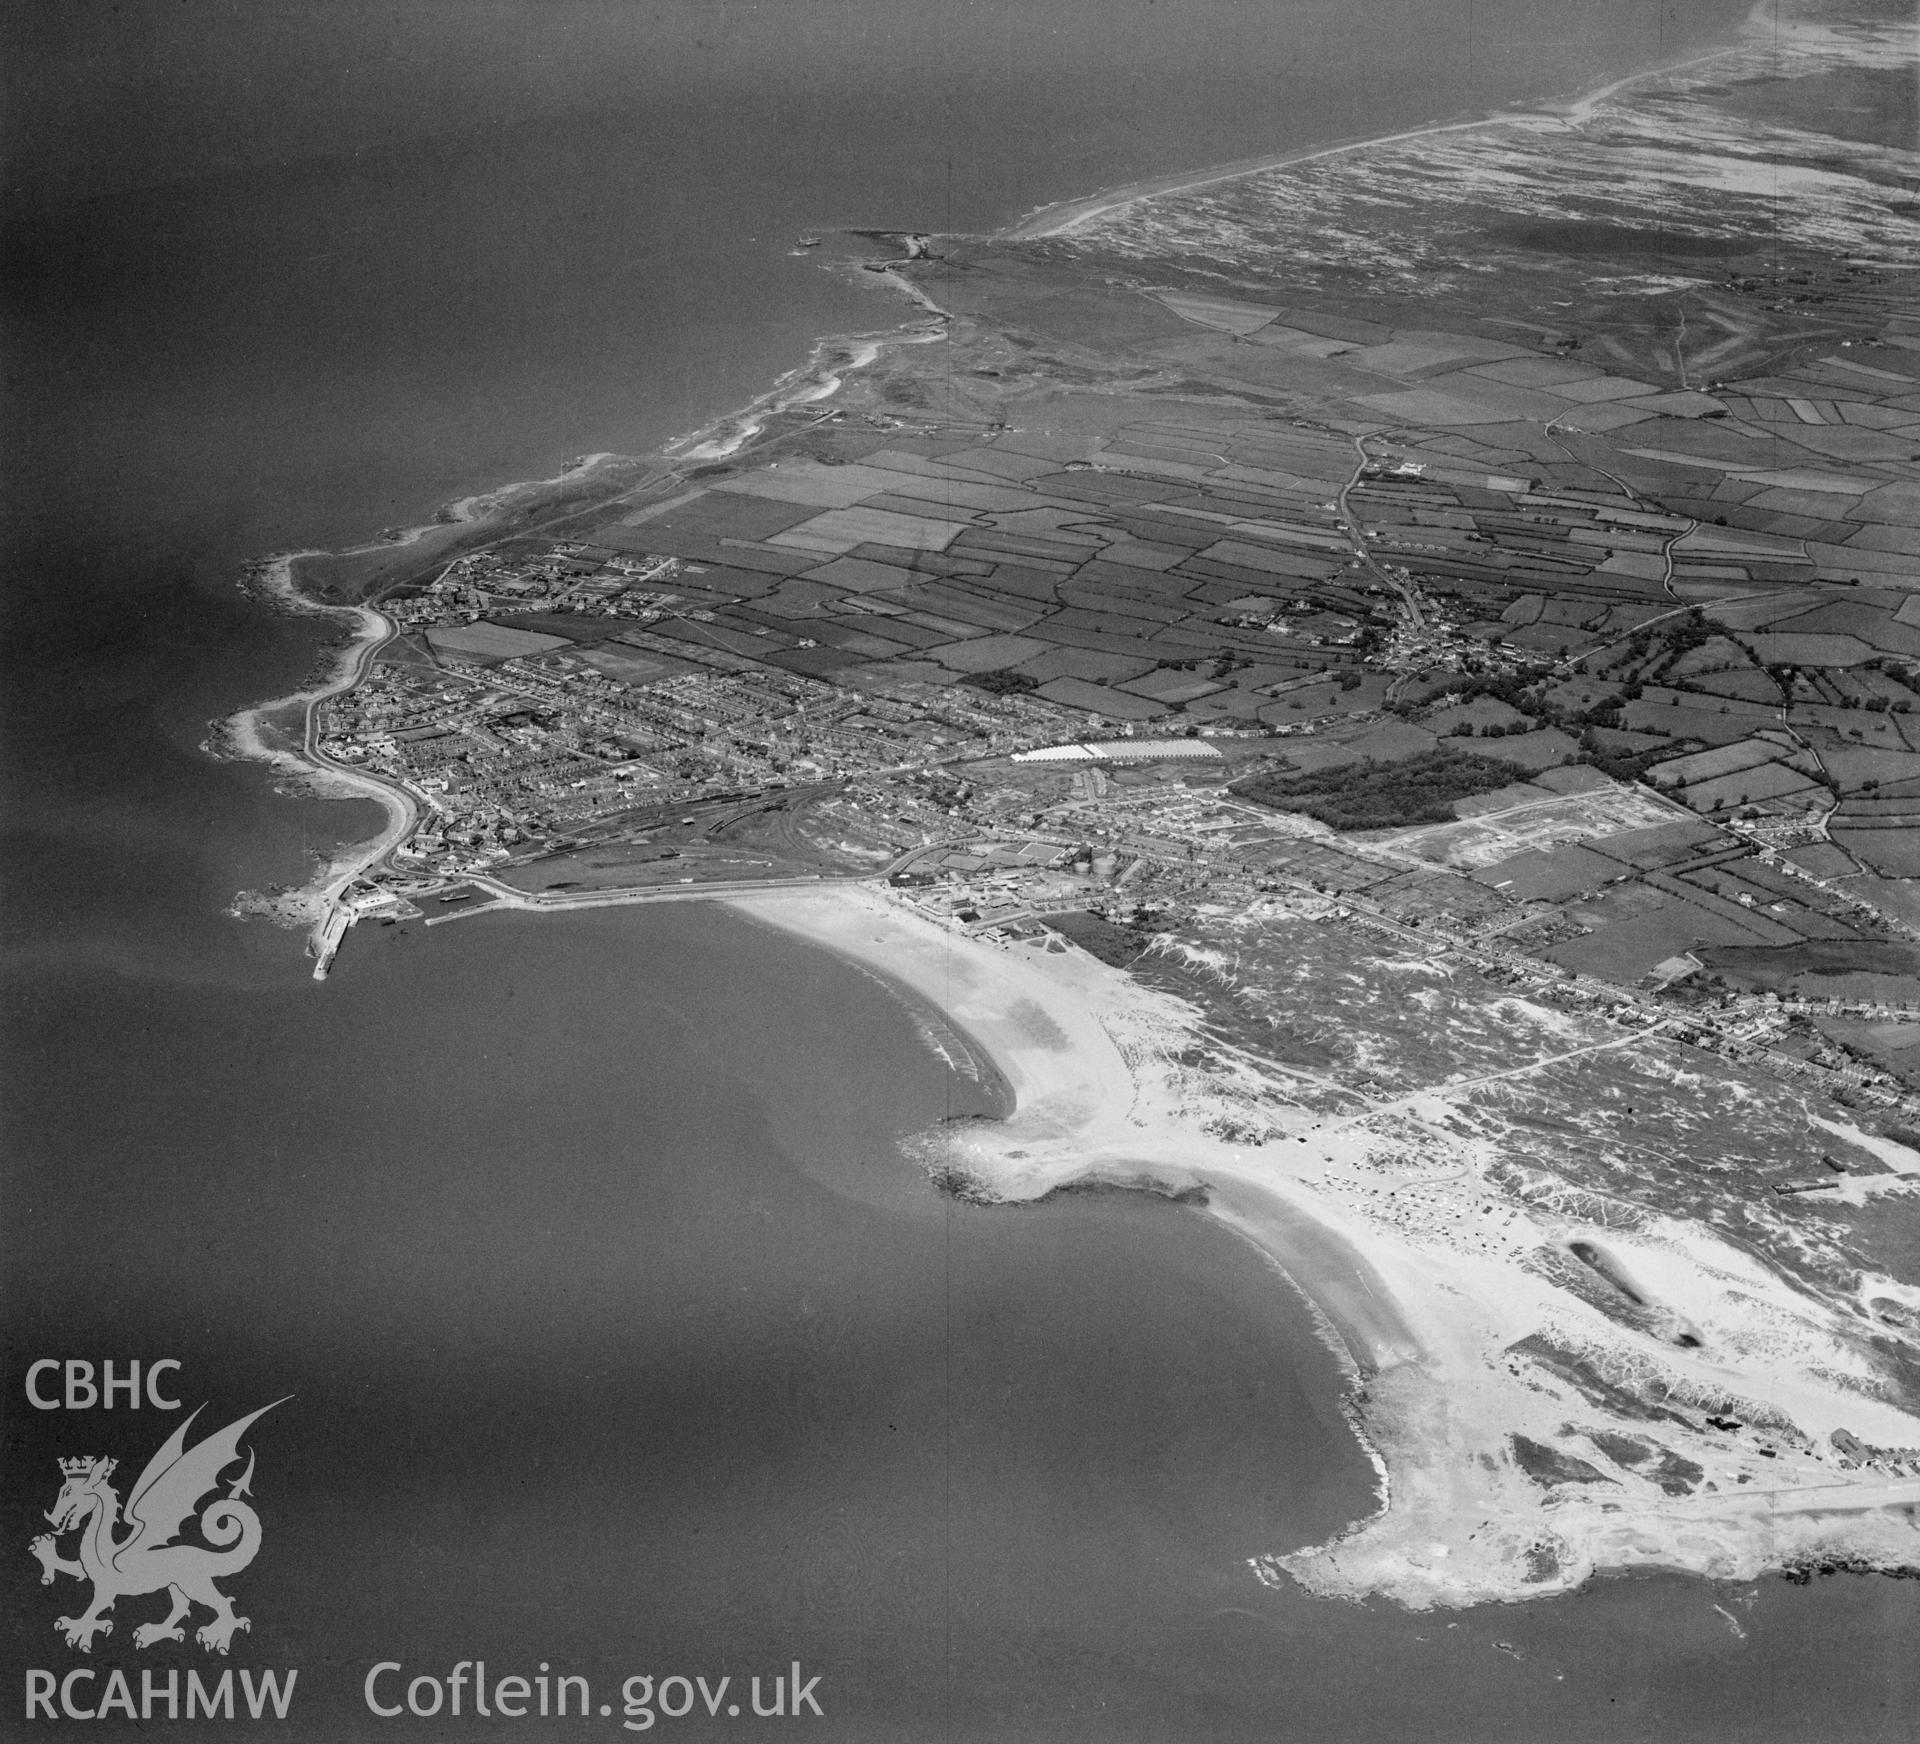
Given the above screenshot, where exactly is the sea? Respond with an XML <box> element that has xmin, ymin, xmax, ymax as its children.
<box><xmin>4</xmin><ymin>1</ymin><xmax>1916</xmax><ymax>1736</ymax></box>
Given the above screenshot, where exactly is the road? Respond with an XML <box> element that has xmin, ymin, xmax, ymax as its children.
<box><xmin>1569</xmin><ymin>587</ymin><xmax>1769</xmax><ymax>673</ymax></box>
<box><xmin>1338</xmin><ymin>436</ymin><xmax>1427</xmax><ymax>631</ymax></box>
<box><xmin>1686</xmin><ymin>1474</ymin><xmax>1920</xmax><ymax>1518</ymax></box>
<box><xmin>458</xmin><ymin>870</ymin><xmax>861</xmax><ymax>913</ymax></box>
<box><xmin>296</xmin><ymin>603</ymin><xmax>421</xmax><ymax>977</ymax></box>
<box><xmin>1317</xmin><ymin>1027</ymin><xmax>1662</xmax><ymax>1132</ymax></box>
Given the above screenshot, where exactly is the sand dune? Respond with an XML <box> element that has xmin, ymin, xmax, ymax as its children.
<box><xmin>733</xmin><ymin>885</ymin><xmax>1920</xmax><ymax>1609</ymax></box>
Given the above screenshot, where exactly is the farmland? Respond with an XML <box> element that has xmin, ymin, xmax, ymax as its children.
<box><xmin>295</xmin><ymin>0</ymin><xmax>1919</xmax><ymax>1046</ymax></box>
<box><xmin>260</xmin><ymin>0</ymin><xmax>1920</xmax><ymax>1612</ymax></box>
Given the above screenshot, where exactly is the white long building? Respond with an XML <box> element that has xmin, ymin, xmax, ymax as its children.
<box><xmin>1011</xmin><ymin>739</ymin><xmax>1225</xmax><ymax>766</ymax></box>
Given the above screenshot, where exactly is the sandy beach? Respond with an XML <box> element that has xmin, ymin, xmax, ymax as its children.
<box><xmin>732</xmin><ymin>884</ymin><xmax>1920</xmax><ymax>1610</ymax></box>
<box><xmin>216</xmin><ymin>553</ymin><xmax>419</xmax><ymax>951</ymax></box>
<box><xmin>212</xmin><ymin>0</ymin><xmax>1920</xmax><ymax>1609</ymax></box>
<box><xmin>1007</xmin><ymin>118</ymin><xmax>1503</xmax><ymax>241</ymax></box>
<box><xmin>1003</xmin><ymin>13</ymin><xmax>1771</xmax><ymax>241</ymax></box>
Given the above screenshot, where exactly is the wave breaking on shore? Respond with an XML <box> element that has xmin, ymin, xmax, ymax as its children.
<box><xmin>731</xmin><ymin>885</ymin><xmax>1920</xmax><ymax>1612</ymax></box>
<box><xmin>667</xmin><ymin>315</ymin><xmax>949</xmax><ymax>465</ymax></box>
<box><xmin>216</xmin><ymin>276</ymin><xmax>944</xmax><ymax>937</ymax></box>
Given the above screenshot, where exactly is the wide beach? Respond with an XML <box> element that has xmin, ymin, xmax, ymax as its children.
<box><xmin>14</xmin><ymin>0</ymin><xmax>1920</xmax><ymax>1730</ymax></box>
<box><xmin>733</xmin><ymin>884</ymin><xmax>1920</xmax><ymax>1610</ymax></box>
<box><xmin>1003</xmin><ymin>1</ymin><xmax>1779</xmax><ymax>240</ymax></box>
<box><xmin>725</xmin><ymin>886</ymin><xmax>1423</xmax><ymax>1366</ymax></box>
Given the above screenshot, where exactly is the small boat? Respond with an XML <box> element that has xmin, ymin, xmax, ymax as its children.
<box><xmin>795</xmin><ymin>235</ymin><xmax>820</xmax><ymax>248</ymax></box>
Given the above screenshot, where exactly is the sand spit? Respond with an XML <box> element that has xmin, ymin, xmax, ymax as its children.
<box><xmin>732</xmin><ymin>886</ymin><xmax>1920</xmax><ymax>1610</ymax></box>
<box><xmin>1008</xmin><ymin>118</ymin><xmax>1509</xmax><ymax>242</ymax></box>
<box><xmin>1005</xmin><ymin>1</ymin><xmax>1777</xmax><ymax>240</ymax></box>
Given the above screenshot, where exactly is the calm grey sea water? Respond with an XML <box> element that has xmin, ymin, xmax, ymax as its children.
<box><xmin>8</xmin><ymin>2</ymin><xmax>1917</xmax><ymax>1735</ymax></box>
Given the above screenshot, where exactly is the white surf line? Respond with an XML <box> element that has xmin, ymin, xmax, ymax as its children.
<box><xmin>229</xmin><ymin>454</ymin><xmax>649</xmax><ymax>953</ymax></box>
<box><xmin>293</xmin><ymin>603</ymin><xmax>422</xmax><ymax>976</ymax></box>
<box><xmin>1008</xmin><ymin>23</ymin><xmax>1766</xmax><ymax>241</ymax></box>
<box><xmin>223</xmin><ymin>557</ymin><xmax>416</xmax><ymax>854</ymax></box>
<box><xmin>271</xmin><ymin>308</ymin><xmax>944</xmax><ymax>971</ymax></box>
<box><xmin>665</xmin><ymin>321</ymin><xmax>948</xmax><ymax>464</ymax></box>
<box><xmin>354</xmin><ymin>451</ymin><xmax>631</xmax><ymax>549</ymax></box>
<box><xmin>1009</xmin><ymin>117</ymin><xmax>1505</xmax><ymax>240</ymax></box>
<box><xmin>1554</xmin><ymin>0</ymin><xmax>1779</xmax><ymax>128</ymax></box>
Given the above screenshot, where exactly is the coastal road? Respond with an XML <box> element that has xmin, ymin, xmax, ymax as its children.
<box><xmin>456</xmin><ymin>870</ymin><xmax>866</xmax><ymax>913</ymax></box>
<box><xmin>418</xmin><ymin>872</ymin><xmax>868</xmax><ymax>929</ymax></box>
<box><xmin>292</xmin><ymin>601</ymin><xmax>422</xmax><ymax>976</ymax></box>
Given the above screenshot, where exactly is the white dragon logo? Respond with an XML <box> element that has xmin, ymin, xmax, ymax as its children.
<box><xmin>29</xmin><ymin>1400</ymin><xmax>285</xmax><ymax>1654</ymax></box>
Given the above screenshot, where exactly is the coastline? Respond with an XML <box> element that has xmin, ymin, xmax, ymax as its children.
<box><xmin>665</xmin><ymin>312</ymin><xmax>949</xmax><ymax>465</ymax></box>
<box><xmin>727</xmin><ymin>885</ymin><xmax>1920</xmax><ymax>1611</ymax></box>
<box><xmin>217</xmin><ymin>552</ymin><xmax>415</xmax><ymax>947</ymax></box>
<box><xmin>1002</xmin><ymin>1</ymin><xmax>1775</xmax><ymax>240</ymax></box>
<box><xmin>220</xmin><ymin>299</ymin><xmax>946</xmax><ymax>960</ymax></box>
<box><xmin>205</xmin><ymin>0</ymin><xmax>1920</xmax><ymax>1613</ymax></box>
<box><xmin>220</xmin><ymin>0</ymin><xmax>1783</xmax><ymax>949</ymax></box>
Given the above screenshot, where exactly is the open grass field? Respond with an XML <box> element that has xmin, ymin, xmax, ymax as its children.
<box><xmin>1649</xmin><ymin>738</ymin><xmax>1781</xmax><ymax>785</ymax></box>
<box><xmin>1700</xmin><ymin>938</ymin><xmax>1920</xmax><ymax>1000</ymax></box>
<box><xmin>1473</xmin><ymin>842</ymin><xmax>1625</xmax><ymax>901</ymax></box>
<box><xmin>929</xmin><ymin>633</ymin><xmax>1053</xmax><ymax>673</ymax></box>
<box><xmin>425</xmin><ymin>622</ymin><xmax>573</xmax><ymax>662</ymax></box>
<box><xmin>1819</xmin><ymin>746</ymin><xmax>1920</xmax><ymax>788</ymax></box>
<box><xmin>1680</xmin><ymin>760</ymin><xmax>1822</xmax><ymax>812</ymax></box>
<box><xmin>1683</xmin><ymin>667</ymin><xmax>1784</xmax><ymax>704</ymax></box>
<box><xmin>1033</xmin><ymin>675</ymin><xmax>1165</xmax><ymax>719</ymax></box>
<box><xmin>1548</xmin><ymin>906</ymin><xmax>1748</xmax><ymax>984</ymax></box>
<box><xmin>1833</xmin><ymin>826</ymin><xmax>1920</xmax><ymax>879</ymax></box>
<box><xmin>1750</xmin><ymin>632</ymin><xmax>1880</xmax><ymax>666</ymax></box>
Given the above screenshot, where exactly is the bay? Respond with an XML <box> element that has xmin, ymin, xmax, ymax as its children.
<box><xmin>14</xmin><ymin>2</ymin><xmax>1914</xmax><ymax>1737</ymax></box>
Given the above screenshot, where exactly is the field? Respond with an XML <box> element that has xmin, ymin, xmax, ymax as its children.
<box><xmin>1834</xmin><ymin>827</ymin><xmax>1920</xmax><ymax>879</ymax></box>
<box><xmin>1679</xmin><ymin>761</ymin><xmax>1823</xmax><ymax>812</ymax></box>
<box><xmin>341</xmin><ymin>0</ymin><xmax>1920</xmax><ymax>1050</ymax></box>
<box><xmin>426</xmin><ymin>622</ymin><xmax>573</xmax><ymax>662</ymax></box>
<box><xmin>1699</xmin><ymin>940</ymin><xmax>1920</xmax><ymax>1001</ymax></box>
